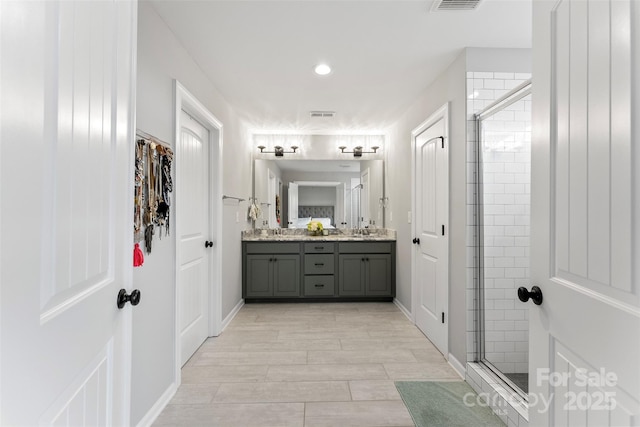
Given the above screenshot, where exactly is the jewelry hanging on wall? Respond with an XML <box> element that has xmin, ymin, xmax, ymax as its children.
<box><xmin>134</xmin><ymin>133</ymin><xmax>173</xmax><ymax>260</ymax></box>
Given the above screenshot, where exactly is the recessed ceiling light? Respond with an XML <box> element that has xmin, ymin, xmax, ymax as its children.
<box><xmin>314</xmin><ymin>64</ymin><xmax>332</xmax><ymax>76</ymax></box>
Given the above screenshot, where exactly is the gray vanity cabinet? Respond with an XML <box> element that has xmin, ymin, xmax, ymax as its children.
<box><xmin>244</xmin><ymin>243</ymin><xmax>301</xmax><ymax>298</ymax></box>
<box><xmin>242</xmin><ymin>239</ymin><xmax>395</xmax><ymax>301</ymax></box>
<box><xmin>303</xmin><ymin>242</ymin><xmax>336</xmax><ymax>297</ymax></box>
<box><xmin>338</xmin><ymin>253</ymin><xmax>392</xmax><ymax>296</ymax></box>
<box><xmin>338</xmin><ymin>242</ymin><xmax>394</xmax><ymax>297</ymax></box>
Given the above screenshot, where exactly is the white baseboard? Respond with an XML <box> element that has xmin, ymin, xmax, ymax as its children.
<box><xmin>393</xmin><ymin>298</ymin><xmax>412</xmax><ymax>322</ymax></box>
<box><xmin>220</xmin><ymin>299</ymin><xmax>244</xmax><ymax>333</ymax></box>
<box><xmin>135</xmin><ymin>382</ymin><xmax>177</xmax><ymax>427</ymax></box>
<box><xmin>447</xmin><ymin>353</ymin><xmax>466</xmax><ymax>379</ymax></box>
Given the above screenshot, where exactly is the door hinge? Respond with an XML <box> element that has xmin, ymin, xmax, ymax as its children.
<box><xmin>441</xmin><ymin>225</ymin><xmax>445</xmax><ymax>236</ymax></box>
<box><xmin>442</xmin><ymin>312</ymin><xmax>445</xmax><ymax>324</ymax></box>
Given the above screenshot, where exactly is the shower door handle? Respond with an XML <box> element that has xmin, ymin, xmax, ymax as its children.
<box><xmin>518</xmin><ymin>286</ymin><xmax>543</xmax><ymax>305</ymax></box>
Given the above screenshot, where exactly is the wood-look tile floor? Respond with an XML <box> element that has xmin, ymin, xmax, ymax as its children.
<box><xmin>154</xmin><ymin>302</ymin><xmax>461</xmax><ymax>427</ymax></box>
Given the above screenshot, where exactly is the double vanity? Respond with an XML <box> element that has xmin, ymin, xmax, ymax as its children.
<box><xmin>242</xmin><ymin>230</ymin><xmax>396</xmax><ymax>302</ymax></box>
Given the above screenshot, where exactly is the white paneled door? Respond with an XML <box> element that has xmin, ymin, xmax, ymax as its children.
<box><xmin>530</xmin><ymin>0</ymin><xmax>640</xmax><ymax>424</ymax></box>
<box><xmin>288</xmin><ymin>182</ymin><xmax>299</xmax><ymax>228</ymax></box>
<box><xmin>413</xmin><ymin>105</ymin><xmax>449</xmax><ymax>356</ymax></box>
<box><xmin>360</xmin><ymin>168</ymin><xmax>370</xmax><ymax>227</ymax></box>
<box><xmin>336</xmin><ymin>183</ymin><xmax>346</xmax><ymax>228</ymax></box>
<box><xmin>0</xmin><ymin>1</ymin><xmax>137</xmax><ymax>425</ymax></box>
<box><xmin>178</xmin><ymin>111</ymin><xmax>211</xmax><ymax>366</ymax></box>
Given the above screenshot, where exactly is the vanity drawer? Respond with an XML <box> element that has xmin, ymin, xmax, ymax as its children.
<box><xmin>245</xmin><ymin>242</ymin><xmax>300</xmax><ymax>254</ymax></box>
<box><xmin>304</xmin><ymin>276</ymin><xmax>335</xmax><ymax>296</ymax></box>
<box><xmin>338</xmin><ymin>242</ymin><xmax>392</xmax><ymax>254</ymax></box>
<box><xmin>304</xmin><ymin>254</ymin><xmax>334</xmax><ymax>274</ymax></box>
<box><xmin>304</xmin><ymin>242</ymin><xmax>335</xmax><ymax>254</ymax></box>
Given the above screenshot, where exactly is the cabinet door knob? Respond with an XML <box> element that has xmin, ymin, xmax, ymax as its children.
<box><xmin>205</xmin><ymin>240</ymin><xmax>213</xmax><ymax>248</ymax></box>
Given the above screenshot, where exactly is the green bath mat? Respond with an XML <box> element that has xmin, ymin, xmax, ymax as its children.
<box><xmin>395</xmin><ymin>381</ymin><xmax>505</xmax><ymax>427</ymax></box>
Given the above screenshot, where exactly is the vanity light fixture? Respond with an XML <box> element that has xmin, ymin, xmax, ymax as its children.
<box><xmin>257</xmin><ymin>145</ymin><xmax>299</xmax><ymax>157</ymax></box>
<box><xmin>338</xmin><ymin>146</ymin><xmax>379</xmax><ymax>158</ymax></box>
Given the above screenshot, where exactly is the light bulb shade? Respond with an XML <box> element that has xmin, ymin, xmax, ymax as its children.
<box><xmin>338</xmin><ymin>145</ymin><xmax>380</xmax><ymax>157</ymax></box>
<box><xmin>257</xmin><ymin>145</ymin><xmax>299</xmax><ymax>156</ymax></box>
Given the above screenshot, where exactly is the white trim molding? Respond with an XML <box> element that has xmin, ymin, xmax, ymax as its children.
<box><xmin>410</xmin><ymin>102</ymin><xmax>450</xmax><ymax>354</ymax></box>
<box><xmin>220</xmin><ymin>299</ymin><xmax>245</xmax><ymax>334</ymax></box>
<box><xmin>173</xmin><ymin>80</ymin><xmax>224</xmax><ymax>385</ymax></box>
<box><xmin>393</xmin><ymin>298</ymin><xmax>412</xmax><ymax>321</ymax></box>
<box><xmin>134</xmin><ymin>382</ymin><xmax>178</xmax><ymax>427</ymax></box>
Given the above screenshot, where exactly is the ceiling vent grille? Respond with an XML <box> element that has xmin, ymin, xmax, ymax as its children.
<box><xmin>309</xmin><ymin>111</ymin><xmax>336</xmax><ymax>118</ymax></box>
<box><xmin>431</xmin><ymin>0</ymin><xmax>482</xmax><ymax>11</ymax></box>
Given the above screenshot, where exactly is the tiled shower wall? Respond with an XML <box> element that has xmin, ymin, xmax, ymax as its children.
<box><xmin>466</xmin><ymin>72</ymin><xmax>532</xmax><ymax>374</ymax></box>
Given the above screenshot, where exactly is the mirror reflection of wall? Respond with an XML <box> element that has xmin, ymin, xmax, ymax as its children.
<box><xmin>281</xmin><ymin>166</ymin><xmax>357</xmax><ymax>229</ymax></box>
<box><xmin>254</xmin><ymin>159</ymin><xmax>384</xmax><ymax>229</ymax></box>
<box><xmin>253</xmin><ymin>159</ymin><xmax>282</xmax><ymax>228</ymax></box>
<box><xmin>252</xmin><ymin>134</ymin><xmax>386</xmax><ymax>229</ymax></box>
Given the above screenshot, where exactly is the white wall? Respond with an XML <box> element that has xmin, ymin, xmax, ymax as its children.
<box><xmin>132</xmin><ymin>2</ymin><xmax>251</xmax><ymax>424</ymax></box>
<box><xmin>385</xmin><ymin>49</ymin><xmax>467</xmax><ymax>363</ymax></box>
<box><xmin>386</xmin><ymin>47</ymin><xmax>531</xmax><ymax>366</ymax></box>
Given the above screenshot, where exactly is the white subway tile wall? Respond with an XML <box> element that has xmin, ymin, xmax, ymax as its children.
<box><xmin>466</xmin><ymin>71</ymin><xmax>532</xmax><ymax>373</ymax></box>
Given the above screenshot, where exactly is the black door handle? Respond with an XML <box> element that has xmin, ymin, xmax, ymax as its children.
<box><xmin>518</xmin><ymin>286</ymin><xmax>543</xmax><ymax>305</ymax></box>
<box><xmin>412</xmin><ymin>238</ymin><xmax>420</xmax><ymax>244</ymax></box>
<box><xmin>117</xmin><ymin>289</ymin><xmax>141</xmax><ymax>309</ymax></box>
<box><xmin>205</xmin><ymin>240</ymin><xmax>213</xmax><ymax>248</ymax></box>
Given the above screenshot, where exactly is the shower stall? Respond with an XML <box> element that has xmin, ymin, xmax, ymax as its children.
<box><xmin>475</xmin><ymin>80</ymin><xmax>532</xmax><ymax>397</ymax></box>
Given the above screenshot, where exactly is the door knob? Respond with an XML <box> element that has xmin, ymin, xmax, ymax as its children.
<box><xmin>205</xmin><ymin>240</ymin><xmax>213</xmax><ymax>248</ymax></box>
<box><xmin>117</xmin><ymin>289</ymin><xmax>141</xmax><ymax>309</ymax></box>
<box><xmin>412</xmin><ymin>238</ymin><xmax>420</xmax><ymax>244</ymax></box>
<box><xmin>518</xmin><ymin>286</ymin><xmax>543</xmax><ymax>305</ymax></box>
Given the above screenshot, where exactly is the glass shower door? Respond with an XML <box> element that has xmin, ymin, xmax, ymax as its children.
<box><xmin>476</xmin><ymin>82</ymin><xmax>532</xmax><ymax>396</ymax></box>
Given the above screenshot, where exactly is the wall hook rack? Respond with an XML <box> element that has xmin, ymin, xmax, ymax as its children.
<box><xmin>222</xmin><ymin>195</ymin><xmax>245</xmax><ymax>203</ymax></box>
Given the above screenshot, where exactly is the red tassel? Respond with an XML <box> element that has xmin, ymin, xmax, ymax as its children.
<box><xmin>133</xmin><ymin>243</ymin><xmax>144</xmax><ymax>267</ymax></box>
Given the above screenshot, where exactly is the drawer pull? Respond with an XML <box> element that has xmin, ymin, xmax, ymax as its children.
<box><xmin>314</xmin><ymin>284</ymin><xmax>324</xmax><ymax>288</ymax></box>
<box><xmin>314</xmin><ymin>263</ymin><xmax>324</xmax><ymax>267</ymax></box>
<box><xmin>314</xmin><ymin>246</ymin><xmax>324</xmax><ymax>250</ymax></box>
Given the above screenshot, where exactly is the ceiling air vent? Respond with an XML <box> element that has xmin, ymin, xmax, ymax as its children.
<box><xmin>431</xmin><ymin>0</ymin><xmax>482</xmax><ymax>11</ymax></box>
<box><xmin>309</xmin><ymin>111</ymin><xmax>336</xmax><ymax>118</ymax></box>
